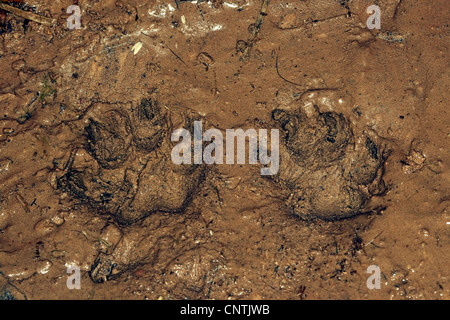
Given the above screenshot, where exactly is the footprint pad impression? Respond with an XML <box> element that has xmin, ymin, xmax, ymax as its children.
<box><xmin>272</xmin><ymin>101</ymin><xmax>388</xmax><ymax>221</ymax></box>
<box><xmin>57</xmin><ymin>99</ymin><xmax>205</xmax><ymax>225</ymax></box>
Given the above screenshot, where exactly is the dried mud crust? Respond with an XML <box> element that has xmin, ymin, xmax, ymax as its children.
<box><xmin>271</xmin><ymin>99</ymin><xmax>389</xmax><ymax>220</ymax></box>
<box><xmin>57</xmin><ymin>98</ymin><xmax>205</xmax><ymax>225</ymax></box>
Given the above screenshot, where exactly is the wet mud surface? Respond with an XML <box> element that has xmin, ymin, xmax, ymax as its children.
<box><xmin>0</xmin><ymin>0</ymin><xmax>449</xmax><ymax>299</ymax></box>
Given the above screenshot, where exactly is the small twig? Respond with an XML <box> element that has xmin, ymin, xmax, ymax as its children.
<box><xmin>275</xmin><ymin>52</ymin><xmax>302</xmax><ymax>86</ymax></box>
<box><xmin>365</xmin><ymin>231</ymin><xmax>384</xmax><ymax>247</ymax></box>
<box><xmin>241</xmin><ymin>0</ymin><xmax>270</xmax><ymax>59</ymax></box>
<box><xmin>167</xmin><ymin>47</ymin><xmax>187</xmax><ymax>65</ymax></box>
<box><xmin>15</xmin><ymin>192</ymin><xmax>30</xmax><ymax>213</ymax></box>
<box><xmin>0</xmin><ymin>3</ymin><xmax>55</xmax><ymax>26</ymax></box>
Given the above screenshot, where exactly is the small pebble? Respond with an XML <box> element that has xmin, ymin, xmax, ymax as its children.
<box><xmin>0</xmin><ymin>211</ymin><xmax>10</xmax><ymax>231</ymax></box>
<box><xmin>197</xmin><ymin>52</ymin><xmax>214</xmax><ymax>66</ymax></box>
<box><xmin>11</xmin><ymin>59</ymin><xmax>26</xmax><ymax>71</ymax></box>
<box><xmin>418</xmin><ymin>228</ymin><xmax>430</xmax><ymax>238</ymax></box>
<box><xmin>51</xmin><ymin>215</ymin><xmax>65</xmax><ymax>226</ymax></box>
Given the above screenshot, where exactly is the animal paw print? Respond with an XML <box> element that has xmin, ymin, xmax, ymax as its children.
<box><xmin>271</xmin><ymin>101</ymin><xmax>388</xmax><ymax>220</ymax></box>
<box><xmin>58</xmin><ymin>98</ymin><xmax>205</xmax><ymax>225</ymax></box>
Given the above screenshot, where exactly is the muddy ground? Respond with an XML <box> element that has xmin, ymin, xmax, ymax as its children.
<box><xmin>0</xmin><ymin>0</ymin><xmax>449</xmax><ymax>300</ymax></box>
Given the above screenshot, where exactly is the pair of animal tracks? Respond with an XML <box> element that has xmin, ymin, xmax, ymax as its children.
<box><xmin>57</xmin><ymin>95</ymin><xmax>388</xmax><ymax>282</ymax></box>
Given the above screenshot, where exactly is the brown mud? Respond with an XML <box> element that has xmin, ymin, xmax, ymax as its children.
<box><xmin>0</xmin><ymin>0</ymin><xmax>449</xmax><ymax>299</ymax></box>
